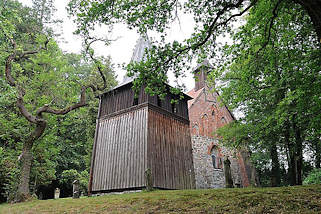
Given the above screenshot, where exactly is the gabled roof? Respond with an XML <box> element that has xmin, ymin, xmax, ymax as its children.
<box><xmin>187</xmin><ymin>87</ymin><xmax>236</xmax><ymax>120</ymax></box>
<box><xmin>187</xmin><ymin>88</ymin><xmax>204</xmax><ymax>108</ymax></box>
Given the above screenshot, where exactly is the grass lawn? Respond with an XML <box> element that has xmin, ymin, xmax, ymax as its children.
<box><xmin>0</xmin><ymin>185</ymin><xmax>320</xmax><ymax>214</ymax></box>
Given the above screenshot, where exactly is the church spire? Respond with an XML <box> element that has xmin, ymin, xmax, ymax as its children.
<box><xmin>122</xmin><ymin>36</ymin><xmax>151</xmax><ymax>83</ymax></box>
<box><xmin>131</xmin><ymin>36</ymin><xmax>151</xmax><ymax>62</ymax></box>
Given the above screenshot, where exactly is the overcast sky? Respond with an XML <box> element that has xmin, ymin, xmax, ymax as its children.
<box><xmin>19</xmin><ymin>0</ymin><xmax>198</xmax><ymax>91</ymax></box>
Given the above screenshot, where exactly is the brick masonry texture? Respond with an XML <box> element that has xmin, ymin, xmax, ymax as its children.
<box><xmin>188</xmin><ymin>83</ymin><xmax>250</xmax><ymax>188</ymax></box>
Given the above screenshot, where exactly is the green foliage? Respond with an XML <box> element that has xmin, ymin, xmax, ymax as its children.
<box><xmin>60</xmin><ymin>169</ymin><xmax>80</xmax><ymax>186</ymax></box>
<box><xmin>0</xmin><ymin>0</ymin><xmax>117</xmax><ymax>201</ymax></box>
<box><xmin>60</xmin><ymin>169</ymin><xmax>89</xmax><ymax>196</ymax></box>
<box><xmin>0</xmin><ymin>147</ymin><xmax>20</xmax><ymax>202</ymax></box>
<box><xmin>214</xmin><ymin>0</ymin><xmax>321</xmax><ymax>186</ymax></box>
<box><xmin>68</xmin><ymin>0</ymin><xmax>321</xmax><ymax>102</ymax></box>
<box><xmin>303</xmin><ymin>169</ymin><xmax>321</xmax><ymax>185</ymax></box>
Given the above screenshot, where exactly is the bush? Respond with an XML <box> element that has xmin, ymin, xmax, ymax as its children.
<box><xmin>303</xmin><ymin>168</ymin><xmax>321</xmax><ymax>185</ymax></box>
<box><xmin>60</xmin><ymin>169</ymin><xmax>89</xmax><ymax>196</ymax></box>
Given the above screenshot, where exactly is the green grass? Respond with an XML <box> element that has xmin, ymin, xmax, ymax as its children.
<box><xmin>1</xmin><ymin>185</ymin><xmax>320</xmax><ymax>214</ymax></box>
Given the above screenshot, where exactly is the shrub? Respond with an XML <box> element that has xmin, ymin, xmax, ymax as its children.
<box><xmin>60</xmin><ymin>169</ymin><xmax>89</xmax><ymax>196</ymax></box>
<box><xmin>303</xmin><ymin>169</ymin><xmax>321</xmax><ymax>185</ymax></box>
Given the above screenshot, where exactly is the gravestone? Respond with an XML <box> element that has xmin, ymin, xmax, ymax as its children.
<box><xmin>224</xmin><ymin>158</ymin><xmax>234</xmax><ymax>188</ymax></box>
<box><xmin>54</xmin><ymin>188</ymin><xmax>60</xmax><ymax>199</ymax></box>
<box><xmin>145</xmin><ymin>168</ymin><xmax>153</xmax><ymax>191</ymax></box>
<box><xmin>73</xmin><ymin>180</ymin><xmax>80</xmax><ymax>199</ymax></box>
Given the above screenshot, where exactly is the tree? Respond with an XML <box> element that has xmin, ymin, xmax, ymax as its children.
<box><xmin>215</xmin><ymin>0</ymin><xmax>321</xmax><ymax>186</ymax></box>
<box><xmin>1</xmin><ymin>1</ymin><xmax>115</xmax><ymax>201</ymax></box>
<box><xmin>68</xmin><ymin>0</ymin><xmax>321</xmax><ymax>96</ymax></box>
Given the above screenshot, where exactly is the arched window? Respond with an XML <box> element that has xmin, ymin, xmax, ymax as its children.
<box><xmin>211</xmin><ymin>146</ymin><xmax>222</xmax><ymax>169</ymax></box>
<box><xmin>221</xmin><ymin>117</ymin><xmax>226</xmax><ymax>124</ymax></box>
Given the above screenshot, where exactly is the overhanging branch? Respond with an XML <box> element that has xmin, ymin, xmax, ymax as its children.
<box><xmin>161</xmin><ymin>0</ymin><xmax>256</xmax><ymax>67</ymax></box>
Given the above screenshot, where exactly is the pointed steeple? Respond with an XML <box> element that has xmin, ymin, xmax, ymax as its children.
<box><xmin>131</xmin><ymin>36</ymin><xmax>151</xmax><ymax>62</ymax></box>
<box><xmin>122</xmin><ymin>36</ymin><xmax>151</xmax><ymax>83</ymax></box>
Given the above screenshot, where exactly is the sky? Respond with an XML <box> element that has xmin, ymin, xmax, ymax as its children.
<box><xmin>19</xmin><ymin>0</ymin><xmax>197</xmax><ymax>91</ymax></box>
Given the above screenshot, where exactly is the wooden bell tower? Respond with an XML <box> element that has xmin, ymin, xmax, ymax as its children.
<box><xmin>89</xmin><ymin>37</ymin><xmax>195</xmax><ymax>194</ymax></box>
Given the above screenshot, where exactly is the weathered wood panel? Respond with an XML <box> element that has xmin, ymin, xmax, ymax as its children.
<box><xmin>91</xmin><ymin>106</ymin><xmax>148</xmax><ymax>192</ymax></box>
<box><xmin>100</xmin><ymin>83</ymin><xmax>190</xmax><ymax>120</ymax></box>
<box><xmin>147</xmin><ymin>108</ymin><xmax>195</xmax><ymax>189</ymax></box>
<box><xmin>99</xmin><ymin>84</ymin><xmax>152</xmax><ymax>118</ymax></box>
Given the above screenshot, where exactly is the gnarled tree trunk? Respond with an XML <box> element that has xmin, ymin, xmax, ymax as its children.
<box><xmin>17</xmin><ymin>143</ymin><xmax>33</xmax><ymax>201</ymax></box>
<box><xmin>16</xmin><ymin>122</ymin><xmax>46</xmax><ymax>202</ymax></box>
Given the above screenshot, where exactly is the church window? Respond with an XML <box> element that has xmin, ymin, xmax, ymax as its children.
<box><xmin>211</xmin><ymin>154</ymin><xmax>216</xmax><ymax>169</ymax></box>
<box><xmin>211</xmin><ymin>110</ymin><xmax>215</xmax><ymax>117</ymax></box>
<box><xmin>211</xmin><ymin>146</ymin><xmax>222</xmax><ymax>169</ymax></box>
<box><xmin>221</xmin><ymin>117</ymin><xmax>226</xmax><ymax>124</ymax></box>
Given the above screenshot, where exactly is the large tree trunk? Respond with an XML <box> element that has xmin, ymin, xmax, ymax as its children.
<box><xmin>315</xmin><ymin>139</ymin><xmax>321</xmax><ymax>169</ymax></box>
<box><xmin>17</xmin><ymin>142</ymin><xmax>33</xmax><ymax>201</ymax></box>
<box><xmin>270</xmin><ymin>143</ymin><xmax>281</xmax><ymax>187</ymax></box>
<box><xmin>284</xmin><ymin>121</ymin><xmax>296</xmax><ymax>186</ymax></box>
<box><xmin>286</xmin><ymin>117</ymin><xmax>303</xmax><ymax>186</ymax></box>
<box><xmin>16</xmin><ymin>122</ymin><xmax>46</xmax><ymax>202</ymax></box>
<box><xmin>296</xmin><ymin>0</ymin><xmax>321</xmax><ymax>43</ymax></box>
<box><xmin>293</xmin><ymin>120</ymin><xmax>303</xmax><ymax>185</ymax></box>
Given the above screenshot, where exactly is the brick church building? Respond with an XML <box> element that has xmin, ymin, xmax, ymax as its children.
<box><xmin>187</xmin><ymin>60</ymin><xmax>255</xmax><ymax>188</ymax></box>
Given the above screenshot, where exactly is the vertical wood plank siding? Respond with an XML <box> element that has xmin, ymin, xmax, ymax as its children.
<box><xmin>147</xmin><ymin>108</ymin><xmax>196</xmax><ymax>189</ymax></box>
<box><xmin>91</xmin><ymin>107</ymin><xmax>148</xmax><ymax>191</ymax></box>
<box><xmin>99</xmin><ymin>84</ymin><xmax>189</xmax><ymax>120</ymax></box>
<box><xmin>91</xmin><ymin>82</ymin><xmax>195</xmax><ymax>193</ymax></box>
<box><xmin>100</xmin><ymin>84</ymin><xmax>151</xmax><ymax>118</ymax></box>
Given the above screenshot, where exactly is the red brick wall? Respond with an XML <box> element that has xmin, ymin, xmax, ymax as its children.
<box><xmin>188</xmin><ymin>87</ymin><xmax>251</xmax><ymax>187</ymax></box>
<box><xmin>188</xmin><ymin>89</ymin><xmax>234</xmax><ymax>138</ymax></box>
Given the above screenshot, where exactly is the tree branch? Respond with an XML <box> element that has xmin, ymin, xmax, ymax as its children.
<box><xmin>257</xmin><ymin>0</ymin><xmax>283</xmax><ymax>55</ymax></box>
<box><xmin>4</xmin><ymin>37</ymin><xmax>90</xmax><ymax>127</ymax></box>
<box><xmin>36</xmin><ymin>86</ymin><xmax>89</xmax><ymax>116</ymax></box>
<box><xmin>161</xmin><ymin>0</ymin><xmax>256</xmax><ymax>67</ymax></box>
<box><xmin>84</xmin><ymin>38</ymin><xmax>108</xmax><ymax>92</ymax></box>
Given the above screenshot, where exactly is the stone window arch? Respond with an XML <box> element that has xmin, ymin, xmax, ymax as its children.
<box><xmin>210</xmin><ymin>146</ymin><xmax>223</xmax><ymax>169</ymax></box>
